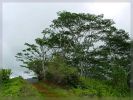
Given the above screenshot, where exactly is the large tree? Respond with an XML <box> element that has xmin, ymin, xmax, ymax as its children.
<box><xmin>16</xmin><ymin>11</ymin><xmax>131</xmax><ymax>82</ymax></box>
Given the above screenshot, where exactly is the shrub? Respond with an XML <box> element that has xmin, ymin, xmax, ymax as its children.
<box><xmin>45</xmin><ymin>54</ymin><xmax>80</xmax><ymax>87</ymax></box>
<box><xmin>109</xmin><ymin>66</ymin><xmax>127</xmax><ymax>86</ymax></box>
<box><xmin>75</xmin><ymin>77</ymin><xmax>115</xmax><ymax>97</ymax></box>
<box><xmin>0</xmin><ymin>69</ymin><xmax>12</xmax><ymax>83</ymax></box>
<box><xmin>106</xmin><ymin>66</ymin><xmax>130</xmax><ymax>96</ymax></box>
<box><xmin>73</xmin><ymin>77</ymin><xmax>130</xmax><ymax>97</ymax></box>
<box><xmin>62</xmin><ymin>68</ymin><xmax>80</xmax><ymax>87</ymax></box>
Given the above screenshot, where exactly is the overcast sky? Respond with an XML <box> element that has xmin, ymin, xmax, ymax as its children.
<box><xmin>2</xmin><ymin>2</ymin><xmax>131</xmax><ymax>78</ymax></box>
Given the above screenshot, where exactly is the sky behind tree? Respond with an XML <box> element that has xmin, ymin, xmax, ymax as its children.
<box><xmin>2</xmin><ymin>2</ymin><xmax>130</xmax><ymax>78</ymax></box>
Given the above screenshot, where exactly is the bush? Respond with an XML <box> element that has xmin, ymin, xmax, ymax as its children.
<box><xmin>73</xmin><ymin>77</ymin><xmax>130</xmax><ymax>97</ymax></box>
<box><xmin>63</xmin><ymin>73</ymin><xmax>80</xmax><ymax>88</ymax></box>
<box><xmin>0</xmin><ymin>69</ymin><xmax>12</xmax><ymax>83</ymax></box>
<box><xmin>109</xmin><ymin>66</ymin><xmax>127</xmax><ymax>86</ymax></box>
<box><xmin>73</xmin><ymin>78</ymin><xmax>108</xmax><ymax>97</ymax></box>
<box><xmin>106</xmin><ymin>66</ymin><xmax>130</xmax><ymax>96</ymax></box>
<box><xmin>45</xmin><ymin>54</ymin><xmax>80</xmax><ymax>87</ymax></box>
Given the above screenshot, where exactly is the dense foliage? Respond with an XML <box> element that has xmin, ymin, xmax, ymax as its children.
<box><xmin>0</xmin><ymin>69</ymin><xmax>12</xmax><ymax>83</ymax></box>
<box><xmin>45</xmin><ymin>54</ymin><xmax>80</xmax><ymax>87</ymax></box>
<box><xmin>72</xmin><ymin>77</ymin><xmax>130</xmax><ymax>97</ymax></box>
<box><xmin>15</xmin><ymin>11</ymin><xmax>131</xmax><ymax>97</ymax></box>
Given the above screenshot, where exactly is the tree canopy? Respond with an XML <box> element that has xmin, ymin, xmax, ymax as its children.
<box><xmin>15</xmin><ymin>11</ymin><xmax>131</xmax><ymax>88</ymax></box>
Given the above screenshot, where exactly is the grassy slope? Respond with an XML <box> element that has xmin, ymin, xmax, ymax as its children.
<box><xmin>0</xmin><ymin>77</ymin><xmax>131</xmax><ymax>100</ymax></box>
<box><xmin>33</xmin><ymin>80</ymin><xmax>131</xmax><ymax>100</ymax></box>
<box><xmin>32</xmin><ymin>78</ymin><xmax>131</xmax><ymax>100</ymax></box>
<box><xmin>0</xmin><ymin>77</ymin><xmax>42</xmax><ymax>98</ymax></box>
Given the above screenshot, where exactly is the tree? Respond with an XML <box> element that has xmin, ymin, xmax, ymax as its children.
<box><xmin>16</xmin><ymin>11</ymin><xmax>130</xmax><ymax>84</ymax></box>
<box><xmin>48</xmin><ymin>11</ymin><xmax>110</xmax><ymax>76</ymax></box>
<box><xmin>16</xmin><ymin>37</ymin><xmax>49</xmax><ymax>80</ymax></box>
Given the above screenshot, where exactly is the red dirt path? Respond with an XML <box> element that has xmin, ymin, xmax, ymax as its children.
<box><xmin>32</xmin><ymin>83</ymin><xmax>59</xmax><ymax>97</ymax></box>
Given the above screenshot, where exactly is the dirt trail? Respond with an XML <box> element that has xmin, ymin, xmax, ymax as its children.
<box><xmin>32</xmin><ymin>83</ymin><xmax>59</xmax><ymax>97</ymax></box>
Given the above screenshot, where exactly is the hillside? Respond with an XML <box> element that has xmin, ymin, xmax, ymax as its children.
<box><xmin>0</xmin><ymin>77</ymin><xmax>43</xmax><ymax>99</ymax></box>
<box><xmin>0</xmin><ymin>77</ymin><xmax>132</xmax><ymax>100</ymax></box>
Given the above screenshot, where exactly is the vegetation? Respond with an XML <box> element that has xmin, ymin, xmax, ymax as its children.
<box><xmin>45</xmin><ymin>54</ymin><xmax>80</xmax><ymax>88</ymax></box>
<box><xmin>0</xmin><ymin>76</ymin><xmax>131</xmax><ymax>99</ymax></box>
<box><xmin>0</xmin><ymin>77</ymin><xmax>42</xmax><ymax>97</ymax></box>
<box><xmin>12</xmin><ymin>11</ymin><xmax>132</xmax><ymax>98</ymax></box>
<box><xmin>0</xmin><ymin>69</ymin><xmax>12</xmax><ymax>83</ymax></box>
<box><xmin>73</xmin><ymin>77</ymin><xmax>130</xmax><ymax>97</ymax></box>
